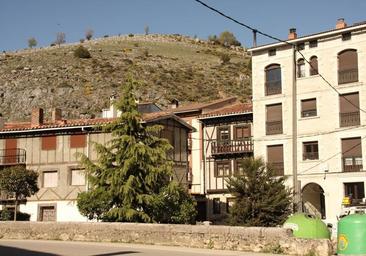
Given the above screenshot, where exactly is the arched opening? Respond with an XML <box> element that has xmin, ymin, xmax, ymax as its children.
<box><xmin>338</xmin><ymin>49</ymin><xmax>358</xmax><ymax>84</ymax></box>
<box><xmin>309</xmin><ymin>56</ymin><xmax>318</xmax><ymax>76</ymax></box>
<box><xmin>265</xmin><ymin>64</ymin><xmax>281</xmax><ymax>96</ymax></box>
<box><xmin>297</xmin><ymin>59</ymin><xmax>305</xmax><ymax>78</ymax></box>
<box><xmin>302</xmin><ymin>183</ymin><xmax>326</xmax><ymax>219</ymax></box>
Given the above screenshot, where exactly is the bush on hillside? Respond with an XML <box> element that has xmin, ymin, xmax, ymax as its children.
<box><xmin>74</xmin><ymin>46</ymin><xmax>91</xmax><ymax>59</ymax></box>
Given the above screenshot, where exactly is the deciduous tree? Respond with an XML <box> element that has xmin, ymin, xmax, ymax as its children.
<box><xmin>28</xmin><ymin>37</ymin><xmax>37</xmax><ymax>48</ymax></box>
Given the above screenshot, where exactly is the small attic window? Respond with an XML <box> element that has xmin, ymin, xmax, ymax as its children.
<box><xmin>342</xmin><ymin>32</ymin><xmax>351</xmax><ymax>41</ymax></box>
<box><xmin>268</xmin><ymin>49</ymin><xmax>276</xmax><ymax>56</ymax></box>
<box><xmin>309</xmin><ymin>40</ymin><xmax>318</xmax><ymax>48</ymax></box>
<box><xmin>297</xmin><ymin>43</ymin><xmax>305</xmax><ymax>50</ymax></box>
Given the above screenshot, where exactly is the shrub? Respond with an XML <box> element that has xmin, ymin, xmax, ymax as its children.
<box><xmin>128</xmin><ymin>33</ymin><xmax>134</xmax><ymax>37</ymax></box>
<box><xmin>220</xmin><ymin>53</ymin><xmax>230</xmax><ymax>64</ymax></box>
<box><xmin>85</xmin><ymin>29</ymin><xmax>94</xmax><ymax>40</ymax></box>
<box><xmin>28</xmin><ymin>37</ymin><xmax>37</xmax><ymax>48</ymax></box>
<box><xmin>74</xmin><ymin>46</ymin><xmax>91</xmax><ymax>58</ymax></box>
<box><xmin>0</xmin><ymin>210</ymin><xmax>30</xmax><ymax>221</ymax></box>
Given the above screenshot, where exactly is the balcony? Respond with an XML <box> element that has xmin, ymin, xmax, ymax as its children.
<box><xmin>268</xmin><ymin>162</ymin><xmax>284</xmax><ymax>176</ymax></box>
<box><xmin>265</xmin><ymin>80</ymin><xmax>281</xmax><ymax>96</ymax></box>
<box><xmin>338</xmin><ymin>68</ymin><xmax>358</xmax><ymax>84</ymax></box>
<box><xmin>340</xmin><ymin>111</ymin><xmax>360</xmax><ymax>127</ymax></box>
<box><xmin>0</xmin><ymin>148</ymin><xmax>26</xmax><ymax>166</ymax></box>
<box><xmin>343</xmin><ymin>156</ymin><xmax>363</xmax><ymax>172</ymax></box>
<box><xmin>211</xmin><ymin>139</ymin><xmax>253</xmax><ymax>156</ymax></box>
<box><xmin>266</xmin><ymin>121</ymin><xmax>283</xmax><ymax>135</ymax></box>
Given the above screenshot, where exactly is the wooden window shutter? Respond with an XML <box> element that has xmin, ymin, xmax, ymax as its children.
<box><xmin>70</xmin><ymin>134</ymin><xmax>86</xmax><ymax>148</ymax></box>
<box><xmin>42</xmin><ymin>136</ymin><xmax>57</xmax><ymax>150</ymax></box>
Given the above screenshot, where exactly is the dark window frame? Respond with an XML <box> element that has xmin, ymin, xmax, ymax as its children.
<box><xmin>309</xmin><ymin>40</ymin><xmax>318</xmax><ymax>48</ymax></box>
<box><xmin>297</xmin><ymin>58</ymin><xmax>305</xmax><ymax>78</ymax></box>
<box><xmin>344</xmin><ymin>182</ymin><xmax>365</xmax><ymax>200</ymax></box>
<box><xmin>342</xmin><ymin>32</ymin><xmax>351</xmax><ymax>41</ymax></box>
<box><xmin>217</xmin><ymin>126</ymin><xmax>230</xmax><ymax>142</ymax></box>
<box><xmin>215</xmin><ymin>161</ymin><xmax>231</xmax><ymax>177</ymax></box>
<box><xmin>213</xmin><ymin>198</ymin><xmax>221</xmax><ymax>214</ymax></box>
<box><xmin>309</xmin><ymin>56</ymin><xmax>319</xmax><ymax>76</ymax></box>
<box><xmin>233</xmin><ymin>124</ymin><xmax>251</xmax><ymax>140</ymax></box>
<box><xmin>268</xmin><ymin>49</ymin><xmax>276</xmax><ymax>56</ymax></box>
<box><xmin>303</xmin><ymin>141</ymin><xmax>319</xmax><ymax>160</ymax></box>
<box><xmin>265</xmin><ymin>64</ymin><xmax>282</xmax><ymax>96</ymax></box>
<box><xmin>301</xmin><ymin>98</ymin><xmax>317</xmax><ymax>118</ymax></box>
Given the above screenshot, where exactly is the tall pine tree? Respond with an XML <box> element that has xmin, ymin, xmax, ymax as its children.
<box><xmin>77</xmin><ymin>78</ymin><xmax>196</xmax><ymax>223</ymax></box>
<box><xmin>227</xmin><ymin>157</ymin><xmax>291</xmax><ymax>227</ymax></box>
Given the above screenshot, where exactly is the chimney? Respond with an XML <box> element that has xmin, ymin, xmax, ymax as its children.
<box><xmin>31</xmin><ymin>108</ymin><xmax>44</xmax><ymax>127</ymax></box>
<box><xmin>170</xmin><ymin>98</ymin><xmax>179</xmax><ymax>109</ymax></box>
<box><xmin>336</xmin><ymin>18</ymin><xmax>347</xmax><ymax>29</ymax></box>
<box><xmin>52</xmin><ymin>108</ymin><xmax>62</xmax><ymax>122</ymax></box>
<box><xmin>288</xmin><ymin>28</ymin><xmax>297</xmax><ymax>40</ymax></box>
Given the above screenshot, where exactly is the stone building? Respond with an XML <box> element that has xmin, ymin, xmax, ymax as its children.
<box><xmin>249</xmin><ymin>18</ymin><xmax>366</xmax><ymax>224</ymax></box>
<box><xmin>0</xmin><ymin>104</ymin><xmax>193</xmax><ymax>222</ymax></box>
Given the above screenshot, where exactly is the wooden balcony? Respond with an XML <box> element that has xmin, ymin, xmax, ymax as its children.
<box><xmin>0</xmin><ymin>148</ymin><xmax>26</xmax><ymax>166</ymax></box>
<box><xmin>340</xmin><ymin>111</ymin><xmax>360</xmax><ymax>127</ymax></box>
<box><xmin>211</xmin><ymin>139</ymin><xmax>253</xmax><ymax>157</ymax></box>
<box><xmin>343</xmin><ymin>156</ymin><xmax>363</xmax><ymax>172</ymax></box>
<box><xmin>338</xmin><ymin>68</ymin><xmax>358</xmax><ymax>84</ymax></box>
<box><xmin>266</xmin><ymin>121</ymin><xmax>283</xmax><ymax>135</ymax></box>
<box><xmin>265</xmin><ymin>80</ymin><xmax>281</xmax><ymax>96</ymax></box>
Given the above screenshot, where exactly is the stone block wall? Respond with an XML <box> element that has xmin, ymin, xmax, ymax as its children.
<box><xmin>0</xmin><ymin>222</ymin><xmax>332</xmax><ymax>255</ymax></box>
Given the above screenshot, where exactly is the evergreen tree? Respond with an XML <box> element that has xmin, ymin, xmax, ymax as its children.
<box><xmin>77</xmin><ymin>78</ymin><xmax>196</xmax><ymax>223</ymax></box>
<box><xmin>218</xmin><ymin>31</ymin><xmax>241</xmax><ymax>47</ymax></box>
<box><xmin>227</xmin><ymin>157</ymin><xmax>291</xmax><ymax>227</ymax></box>
<box><xmin>0</xmin><ymin>165</ymin><xmax>39</xmax><ymax>221</ymax></box>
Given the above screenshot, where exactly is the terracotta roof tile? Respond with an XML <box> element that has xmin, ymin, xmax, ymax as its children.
<box><xmin>199</xmin><ymin>103</ymin><xmax>252</xmax><ymax>118</ymax></box>
<box><xmin>168</xmin><ymin>97</ymin><xmax>237</xmax><ymax>114</ymax></box>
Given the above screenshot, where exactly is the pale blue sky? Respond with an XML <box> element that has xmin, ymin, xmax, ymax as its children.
<box><xmin>1</xmin><ymin>0</ymin><xmax>365</xmax><ymax>51</ymax></box>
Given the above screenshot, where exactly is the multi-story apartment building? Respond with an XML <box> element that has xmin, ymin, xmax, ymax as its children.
<box><xmin>249</xmin><ymin>18</ymin><xmax>366</xmax><ymax>224</ymax></box>
<box><xmin>0</xmin><ymin>103</ymin><xmax>193</xmax><ymax>222</ymax></box>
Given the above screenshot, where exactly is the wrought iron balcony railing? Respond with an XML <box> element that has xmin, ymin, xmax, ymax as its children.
<box><xmin>211</xmin><ymin>138</ymin><xmax>253</xmax><ymax>155</ymax></box>
<box><xmin>343</xmin><ymin>156</ymin><xmax>363</xmax><ymax>172</ymax></box>
<box><xmin>338</xmin><ymin>68</ymin><xmax>358</xmax><ymax>84</ymax></box>
<box><xmin>0</xmin><ymin>148</ymin><xmax>26</xmax><ymax>165</ymax></box>
<box><xmin>266</xmin><ymin>121</ymin><xmax>283</xmax><ymax>135</ymax></box>
<box><xmin>265</xmin><ymin>80</ymin><xmax>282</xmax><ymax>96</ymax></box>
<box><xmin>340</xmin><ymin>111</ymin><xmax>360</xmax><ymax>127</ymax></box>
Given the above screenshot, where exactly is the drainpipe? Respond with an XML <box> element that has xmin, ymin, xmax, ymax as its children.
<box><xmin>201</xmin><ymin>122</ymin><xmax>206</xmax><ymax>195</ymax></box>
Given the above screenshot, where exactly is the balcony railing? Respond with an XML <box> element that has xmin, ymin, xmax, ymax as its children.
<box><xmin>266</xmin><ymin>121</ymin><xmax>283</xmax><ymax>135</ymax></box>
<box><xmin>301</xmin><ymin>109</ymin><xmax>317</xmax><ymax>118</ymax></box>
<box><xmin>0</xmin><ymin>148</ymin><xmax>26</xmax><ymax>165</ymax></box>
<box><xmin>268</xmin><ymin>162</ymin><xmax>284</xmax><ymax>176</ymax></box>
<box><xmin>211</xmin><ymin>139</ymin><xmax>253</xmax><ymax>155</ymax></box>
<box><xmin>343</xmin><ymin>156</ymin><xmax>363</xmax><ymax>172</ymax></box>
<box><xmin>338</xmin><ymin>68</ymin><xmax>358</xmax><ymax>84</ymax></box>
<box><xmin>340</xmin><ymin>111</ymin><xmax>360</xmax><ymax>127</ymax></box>
<box><xmin>265</xmin><ymin>80</ymin><xmax>282</xmax><ymax>96</ymax></box>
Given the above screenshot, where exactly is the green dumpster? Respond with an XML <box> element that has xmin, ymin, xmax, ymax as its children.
<box><xmin>283</xmin><ymin>213</ymin><xmax>330</xmax><ymax>239</ymax></box>
<box><xmin>337</xmin><ymin>214</ymin><xmax>366</xmax><ymax>255</ymax></box>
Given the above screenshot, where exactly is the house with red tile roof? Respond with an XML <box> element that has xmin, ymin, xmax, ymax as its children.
<box><xmin>0</xmin><ymin>103</ymin><xmax>193</xmax><ymax>222</ymax></box>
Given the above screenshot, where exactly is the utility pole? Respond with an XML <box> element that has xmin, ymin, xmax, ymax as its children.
<box><xmin>252</xmin><ymin>30</ymin><xmax>257</xmax><ymax>47</ymax></box>
<box><xmin>292</xmin><ymin>45</ymin><xmax>301</xmax><ymax>212</ymax></box>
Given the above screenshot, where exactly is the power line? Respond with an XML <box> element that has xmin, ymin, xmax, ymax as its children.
<box><xmin>193</xmin><ymin>0</ymin><xmax>366</xmax><ymax>114</ymax></box>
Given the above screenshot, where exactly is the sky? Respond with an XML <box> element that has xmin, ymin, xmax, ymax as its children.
<box><xmin>1</xmin><ymin>0</ymin><xmax>366</xmax><ymax>52</ymax></box>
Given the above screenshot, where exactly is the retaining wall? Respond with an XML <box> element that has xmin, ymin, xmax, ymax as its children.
<box><xmin>0</xmin><ymin>222</ymin><xmax>332</xmax><ymax>255</ymax></box>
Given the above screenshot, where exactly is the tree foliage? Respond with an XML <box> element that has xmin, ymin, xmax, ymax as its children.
<box><xmin>0</xmin><ymin>165</ymin><xmax>39</xmax><ymax>221</ymax></box>
<box><xmin>74</xmin><ymin>45</ymin><xmax>91</xmax><ymax>58</ymax></box>
<box><xmin>28</xmin><ymin>37</ymin><xmax>37</xmax><ymax>48</ymax></box>
<box><xmin>55</xmin><ymin>32</ymin><xmax>66</xmax><ymax>46</ymax></box>
<box><xmin>227</xmin><ymin>157</ymin><xmax>291</xmax><ymax>227</ymax></box>
<box><xmin>85</xmin><ymin>29</ymin><xmax>94</xmax><ymax>41</ymax></box>
<box><xmin>218</xmin><ymin>31</ymin><xmax>241</xmax><ymax>47</ymax></box>
<box><xmin>77</xmin><ymin>78</ymin><xmax>196</xmax><ymax>223</ymax></box>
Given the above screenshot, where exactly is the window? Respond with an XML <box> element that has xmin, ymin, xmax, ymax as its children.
<box><xmin>297</xmin><ymin>43</ymin><xmax>305</xmax><ymax>50</ymax></box>
<box><xmin>70</xmin><ymin>168</ymin><xmax>85</xmax><ymax>186</ymax></box>
<box><xmin>234</xmin><ymin>125</ymin><xmax>251</xmax><ymax>140</ymax></box>
<box><xmin>4</xmin><ymin>138</ymin><xmax>17</xmax><ymax>164</ymax></box>
<box><xmin>268</xmin><ymin>49</ymin><xmax>276</xmax><ymax>56</ymax></box>
<box><xmin>339</xmin><ymin>92</ymin><xmax>360</xmax><ymax>127</ymax></box>
<box><xmin>215</xmin><ymin>161</ymin><xmax>231</xmax><ymax>177</ymax></box>
<box><xmin>43</xmin><ymin>171</ymin><xmax>58</xmax><ymax>188</ymax></box>
<box><xmin>217</xmin><ymin>127</ymin><xmax>230</xmax><ymax>141</ymax></box>
<box><xmin>342</xmin><ymin>137</ymin><xmax>362</xmax><ymax>172</ymax></box>
<box><xmin>70</xmin><ymin>134</ymin><xmax>86</xmax><ymax>148</ymax></box>
<box><xmin>297</xmin><ymin>59</ymin><xmax>305</xmax><ymax>78</ymax></box>
<box><xmin>267</xmin><ymin>145</ymin><xmax>284</xmax><ymax>176</ymax></box>
<box><xmin>303</xmin><ymin>141</ymin><xmax>319</xmax><ymax>160</ymax></box>
<box><xmin>309</xmin><ymin>40</ymin><xmax>318</xmax><ymax>48</ymax></box>
<box><xmin>38</xmin><ymin>205</ymin><xmax>56</xmax><ymax>222</ymax></box>
<box><xmin>213</xmin><ymin>198</ymin><xmax>221</xmax><ymax>214</ymax></box>
<box><xmin>226</xmin><ymin>197</ymin><xmax>235</xmax><ymax>213</ymax></box>
<box><xmin>265</xmin><ymin>64</ymin><xmax>281</xmax><ymax>96</ymax></box>
<box><xmin>309</xmin><ymin>56</ymin><xmax>318</xmax><ymax>75</ymax></box>
<box><xmin>266</xmin><ymin>103</ymin><xmax>282</xmax><ymax>135</ymax></box>
<box><xmin>342</xmin><ymin>32</ymin><xmax>351</xmax><ymax>41</ymax></box>
<box><xmin>338</xmin><ymin>49</ymin><xmax>358</xmax><ymax>84</ymax></box>
<box><xmin>42</xmin><ymin>136</ymin><xmax>56</xmax><ymax>151</ymax></box>
<box><xmin>301</xmin><ymin>98</ymin><xmax>317</xmax><ymax>117</ymax></box>
<box><xmin>235</xmin><ymin>160</ymin><xmax>245</xmax><ymax>176</ymax></box>
<box><xmin>344</xmin><ymin>182</ymin><xmax>365</xmax><ymax>201</ymax></box>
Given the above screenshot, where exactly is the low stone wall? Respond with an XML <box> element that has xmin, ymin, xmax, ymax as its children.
<box><xmin>0</xmin><ymin>222</ymin><xmax>332</xmax><ymax>256</ymax></box>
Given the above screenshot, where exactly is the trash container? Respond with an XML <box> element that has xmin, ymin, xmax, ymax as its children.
<box><xmin>283</xmin><ymin>213</ymin><xmax>330</xmax><ymax>239</ymax></box>
<box><xmin>337</xmin><ymin>214</ymin><xmax>366</xmax><ymax>255</ymax></box>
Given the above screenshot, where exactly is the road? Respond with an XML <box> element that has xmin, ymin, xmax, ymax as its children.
<box><xmin>0</xmin><ymin>240</ymin><xmax>279</xmax><ymax>256</ymax></box>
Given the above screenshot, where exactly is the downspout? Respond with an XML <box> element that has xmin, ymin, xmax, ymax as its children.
<box><xmin>201</xmin><ymin>122</ymin><xmax>206</xmax><ymax>195</ymax></box>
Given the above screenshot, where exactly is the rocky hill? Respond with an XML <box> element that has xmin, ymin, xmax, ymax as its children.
<box><xmin>0</xmin><ymin>34</ymin><xmax>251</xmax><ymax>121</ymax></box>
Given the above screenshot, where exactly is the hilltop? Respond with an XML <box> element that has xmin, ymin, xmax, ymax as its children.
<box><xmin>0</xmin><ymin>34</ymin><xmax>251</xmax><ymax>121</ymax></box>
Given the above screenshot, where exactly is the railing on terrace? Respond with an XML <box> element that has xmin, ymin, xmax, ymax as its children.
<box><xmin>265</xmin><ymin>80</ymin><xmax>281</xmax><ymax>96</ymax></box>
<box><xmin>211</xmin><ymin>139</ymin><xmax>253</xmax><ymax>155</ymax></box>
<box><xmin>266</xmin><ymin>121</ymin><xmax>283</xmax><ymax>135</ymax></box>
<box><xmin>0</xmin><ymin>148</ymin><xmax>26</xmax><ymax>165</ymax></box>
<box><xmin>343</xmin><ymin>156</ymin><xmax>363</xmax><ymax>172</ymax></box>
<box><xmin>340</xmin><ymin>111</ymin><xmax>360</xmax><ymax>127</ymax></box>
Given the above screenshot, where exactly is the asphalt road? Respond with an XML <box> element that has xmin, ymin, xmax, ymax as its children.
<box><xmin>0</xmin><ymin>240</ymin><xmax>279</xmax><ymax>256</ymax></box>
